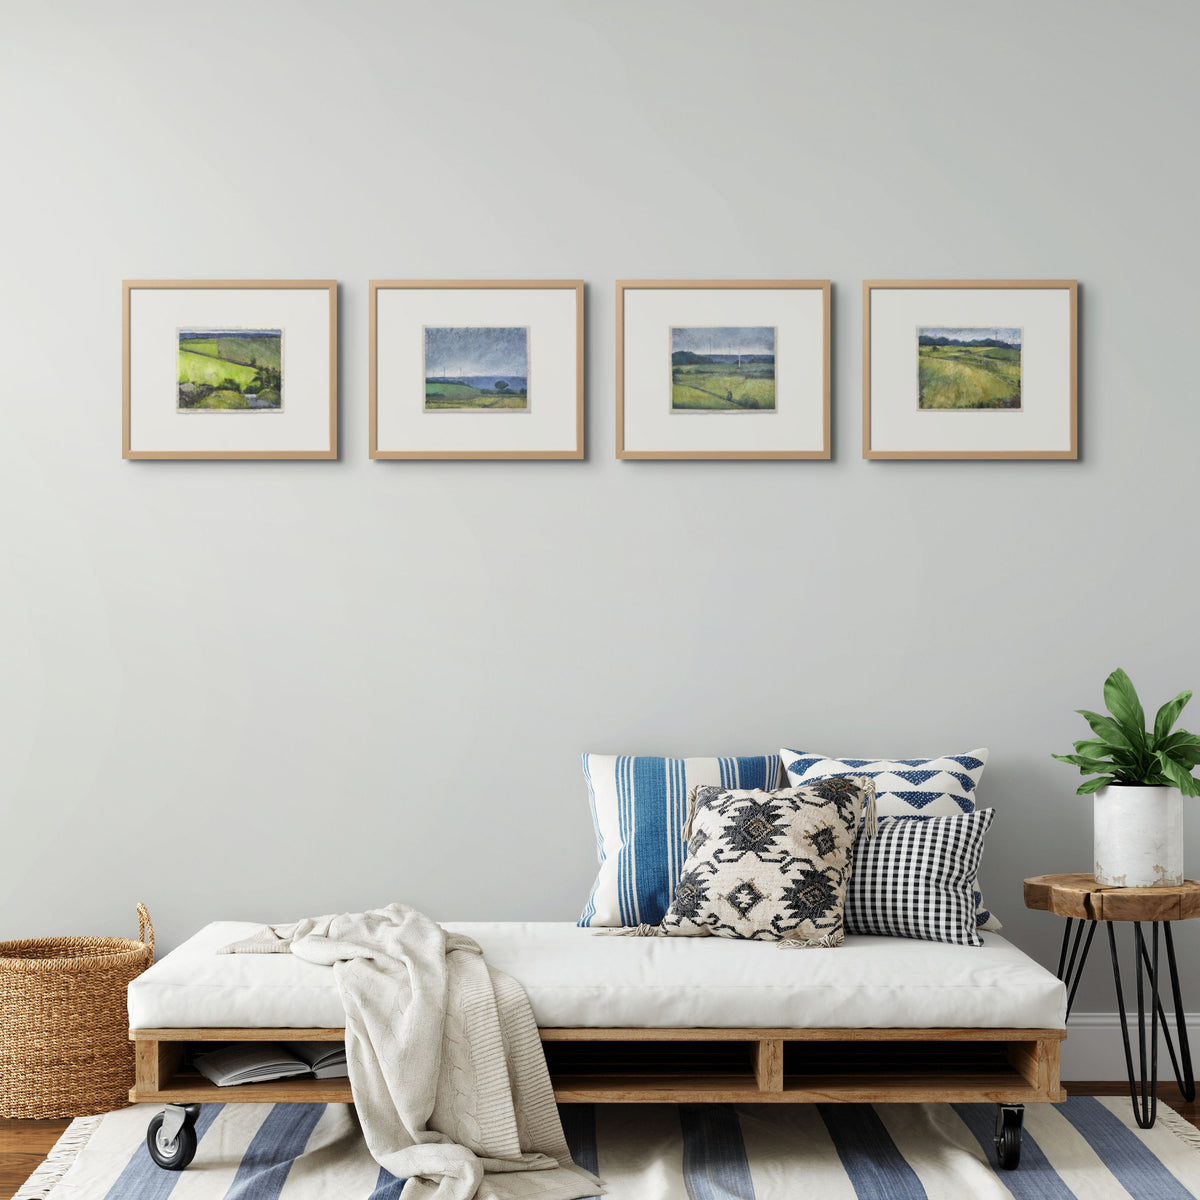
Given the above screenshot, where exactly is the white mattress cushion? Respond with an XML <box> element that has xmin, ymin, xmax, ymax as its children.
<box><xmin>127</xmin><ymin>920</ymin><xmax>1065</xmax><ymax>1031</ymax></box>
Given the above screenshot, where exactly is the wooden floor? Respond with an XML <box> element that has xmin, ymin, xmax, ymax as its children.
<box><xmin>2</xmin><ymin>1083</ymin><xmax>1198</xmax><ymax>1200</ymax></box>
<box><xmin>0</xmin><ymin>1118</ymin><xmax>70</xmax><ymax>1200</ymax></box>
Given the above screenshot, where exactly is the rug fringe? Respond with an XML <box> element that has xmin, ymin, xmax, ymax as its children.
<box><xmin>12</xmin><ymin>1113</ymin><xmax>105</xmax><ymax>1200</ymax></box>
<box><xmin>1151</xmin><ymin>1104</ymin><xmax>1200</xmax><ymax>1153</ymax></box>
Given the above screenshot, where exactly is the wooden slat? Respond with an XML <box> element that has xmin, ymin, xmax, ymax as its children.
<box><xmin>133</xmin><ymin>1025</ymin><xmax>1065</xmax><ymax>1044</ymax></box>
<box><xmin>550</xmin><ymin>1071</ymin><xmax>1044</xmax><ymax>1104</ymax></box>
<box><xmin>537</xmin><ymin>1027</ymin><xmax>1066</xmax><ymax>1043</ymax></box>
<box><xmin>128</xmin><ymin>1070</ymin><xmax>1063</xmax><ymax>1107</ymax></box>
<box><xmin>1005</xmin><ymin>1041</ymin><xmax>1040</xmax><ymax>1090</ymax></box>
<box><xmin>130</xmin><ymin>1028</ymin><xmax>348</xmax><ymax>1043</ymax></box>
<box><xmin>754</xmin><ymin>1040</ymin><xmax>783</xmax><ymax>1092</ymax></box>
<box><xmin>1040</xmin><ymin>1038</ymin><xmax>1064</xmax><ymax>1100</ymax></box>
<box><xmin>132</xmin><ymin>1026</ymin><xmax>1066</xmax><ymax>1048</ymax></box>
<box><xmin>130</xmin><ymin>1072</ymin><xmax>353</xmax><ymax>1105</ymax></box>
<box><xmin>134</xmin><ymin>1039</ymin><xmax>183</xmax><ymax>1090</ymax></box>
<box><xmin>134</xmin><ymin>1038</ymin><xmax>158</xmax><ymax>1088</ymax></box>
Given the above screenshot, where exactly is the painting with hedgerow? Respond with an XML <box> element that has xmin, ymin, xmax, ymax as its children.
<box><xmin>177</xmin><ymin>329</ymin><xmax>283</xmax><ymax>412</ymax></box>
<box><xmin>917</xmin><ymin>327</ymin><xmax>1021</xmax><ymax>410</ymax></box>
<box><xmin>424</xmin><ymin>326</ymin><xmax>529</xmax><ymax>411</ymax></box>
<box><xmin>671</xmin><ymin>326</ymin><xmax>776</xmax><ymax>412</ymax></box>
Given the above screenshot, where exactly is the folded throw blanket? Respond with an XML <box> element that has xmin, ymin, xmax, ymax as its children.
<box><xmin>222</xmin><ymin>905</ymin><xmax>602</xmax><ymax>1200</ymax></box>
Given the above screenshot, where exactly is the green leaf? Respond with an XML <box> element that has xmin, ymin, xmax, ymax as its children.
<box><xmin>1073</xmin><ymin>737</ymin><xmax>1138</xmax><ymax>763</ymax></box>
<box><xmin>1052</xmin><ymin>753</ymin><xmax>1118</xmax><ymax>774</ymax></box>
<box><xmin>1077</xmin><ymin>709</ymin><xmax>1135</xmax><ymax>751</ymax></box>
<box><xmin>1077</xmin><ymin>775</ymin><xmax>1112</xmax><ymax>794</ymax></box>
<box><xmin>1158</xmin><ymin>732</ymin><xmax>1200</xmax><ymax>769</ymax></box>
<box><xmin>1154</xmin><ymin>690</ymin><xmax>1193</xmax><ymax>745</ymax></box>
<box><xmin>1161</xmin><ymin>730</ymin><xmax>1200</xmax><ymax>755</ymax></box>
<box><xmin>1157</xmin><ymin>752</ymin><xmax>1200</xmax><ymax>797</ymax></box>
<box><xmin>1104</xmin><ymin>668</ymin><xmax>1147</xmax><ymax>747</ymax></box>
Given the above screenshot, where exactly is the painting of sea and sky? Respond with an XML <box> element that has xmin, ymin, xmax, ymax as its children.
<box><xmin>424</xmin><ymin>327</ymin><xmax>529</xmax><ymax>411</ymax></box>
<box><xmin>918</xmin><ymin>327</ymin><xmax>1022</xmax><ymax>410</ymax></box>
<box><xmin>177</xmin><ymin>329</ymin><xmax>282</xmax><ymax>411</ymax></box>
<box><xmin>671</xmin><ymin>327</ymin><xmax>776</xmax><ymax>412</ymax></box>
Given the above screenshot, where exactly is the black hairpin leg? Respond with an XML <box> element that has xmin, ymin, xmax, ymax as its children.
<box><xmin>1163</xmin><ymin>924</ymin><xmax>1196</xmax><ymax>1101</ymax></box>
<box><xmin>1055</xmin><ymin>916</ymin><xmax>1097</xmax><ymax>1019</ymax></box>
<box><xmin>1108</xmin><ymin>920</ymin><xmax>1195</xmax><ymax>1128</ymax></box>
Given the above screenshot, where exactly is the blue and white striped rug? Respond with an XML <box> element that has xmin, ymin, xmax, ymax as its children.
<box><xmin>17</xmin><ymin>1099</ymin><xmax>1200</xmax><ymax>1200</ymax></box>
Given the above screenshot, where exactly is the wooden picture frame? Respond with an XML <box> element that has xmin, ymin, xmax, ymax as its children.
<box><xmin>369</xmin><ymin>280</ymin><xmax>584</xmax><ymax>460</ymax></box>
<box><xmin>863</xmin><ymin>279</ymin><xmax>1078</xmax><ymax>460</ymax></box>
<box><xmin>616</xmin><ymin>280</ymin><xmax>831</xmax><ymax>460</ymax></box>
<box><xmin>123</xmin><ymin>280</ymin><xmax>337</xmax><ymax>460</ymax></box>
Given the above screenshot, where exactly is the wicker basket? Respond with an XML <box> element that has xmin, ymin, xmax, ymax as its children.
<box><xmin>0</xmin><ymin>904</ymin><xmax>154</xmax><ymax>1118</ymax></box>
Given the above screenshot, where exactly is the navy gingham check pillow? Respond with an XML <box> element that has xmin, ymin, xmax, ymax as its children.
<box><xmin>844</xmin><ymin>808</ymin><xmax>996</xmax><ymax>947</ymax></box>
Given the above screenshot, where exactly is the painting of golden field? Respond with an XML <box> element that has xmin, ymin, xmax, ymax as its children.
<box><xmin>918</xmin><ymin>327</ymin><xmax>1021</xmax><ymax>410</ymax></box>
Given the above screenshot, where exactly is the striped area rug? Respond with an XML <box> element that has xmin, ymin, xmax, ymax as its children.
<box><xmin>17</xmin><ymin>1098</ymin><xmax>1200</xmax><ymax>1200</ymax></box>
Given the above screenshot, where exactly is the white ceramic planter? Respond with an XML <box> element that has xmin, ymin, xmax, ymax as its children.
<box><xmin>1093</xmin><ymin>785</ymin><xmax>1183</xmax><ymax>887</ymax></box>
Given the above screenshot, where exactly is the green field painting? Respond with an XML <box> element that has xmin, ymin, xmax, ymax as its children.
<box><xmin>917</xmin><ymin>327</ymin><xmax>1021</xmax><ymax>410</ymax></box>
<box><xmin>424</xmin><ymin>327</ymin><xmax>529</xmax><ymax>411</ymax></box>
<box><xmin>177</xmin><ymin>328</ymin><xmax>283</xmax><ymax>412</ymax></box>
<box><xmin>671</xmin><ymin>326</ymin><xmax>776</xmax><ymax>412</ymax></box>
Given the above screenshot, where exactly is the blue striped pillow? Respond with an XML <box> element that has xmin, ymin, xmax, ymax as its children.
<box><xmin>578</xmin><ymin>753</ymin><xmax>783</xmax><ymax>927</ymax></box>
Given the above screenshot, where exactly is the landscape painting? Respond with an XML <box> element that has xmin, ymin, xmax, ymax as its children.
<box><xmin>424</xmin><ymin>326</ymin><xmax>529</xmax><ymax>411</ymax></box>
<box><xmin>671</xmin><ymin>326</ymin><xmax>776</xmax><ymax>412</ymax></box>
<box><xmin>917</xmin><ymin>326</ymin><xmax>1022</xmax><ymax>410</ymax></box>
<box><xmin>177</xmin><ymin>328</ymin><xmax>282</xmax><ymax>412</ymax></box>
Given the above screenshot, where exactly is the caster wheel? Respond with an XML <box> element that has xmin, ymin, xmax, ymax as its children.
<box><xmin>146</xmin><ymin>1109</ymin><xmax>198</xmax><ymax>1170</ymax></box>
<box><xmin>994</xmin><ymin>1105</ymin><xmax>1024</xmax><ymax>1171</ymax></box>
<box><xmin>995</xmin><ymin>1123</ymin><xmax>1021</xmax><ymax>1170</ymax></box>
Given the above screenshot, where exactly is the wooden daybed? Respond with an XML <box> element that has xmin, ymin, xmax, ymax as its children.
<box><xmin>127</xmin><ymin>920</ymin><xmax>1067</xmax><ymax>1171</ymax></box>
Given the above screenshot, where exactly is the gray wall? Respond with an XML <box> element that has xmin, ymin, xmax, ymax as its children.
<box><xmin>2</xmin><ymin>1</ymin><xmax>1198</xmax><ymax>1021</ymax></box>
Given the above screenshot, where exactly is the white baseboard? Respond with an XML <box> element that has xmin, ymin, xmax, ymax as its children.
<box><xmin>1061</xmin><ymin>1012</ymin><xmax>1199</xmax><ymax>1080</ymax></box>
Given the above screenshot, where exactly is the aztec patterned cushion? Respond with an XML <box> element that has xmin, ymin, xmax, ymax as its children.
<box><xmin>578</xmin><ymin>753</ymin><xmax>782</xmax><ymax>928</ymax></box>
<box><xmin>844</xmin><ymin>808</ymin><xmax>996</xmax><ymax>947</ymax></box>
<box><xmin>781</xmin><ymin>746</ymin><xmax>1000</xmax><ymax>930</ymax></box>
<box><xmin>656</xmin><ymin>778</ymin><xmax>874</xmax><ymax>945</ymax></box>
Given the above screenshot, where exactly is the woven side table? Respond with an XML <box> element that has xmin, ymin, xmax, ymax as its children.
<box><xmin>1025</xmin><ymin>873</ymin><xmax>1200</xmax><ymax>1128</ymax></box>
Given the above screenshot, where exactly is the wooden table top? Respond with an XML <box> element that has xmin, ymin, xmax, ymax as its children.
<box><xmin>1024</xmin><ymin>873</ymin><xmax>1200</xmax><ymax>922</ymax></box>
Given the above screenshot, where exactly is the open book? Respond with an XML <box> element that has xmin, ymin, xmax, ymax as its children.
<box><xmin>193</xmin><ymin>1041</ymin><xmax>349</xmax><ymax>1087</ymax></box>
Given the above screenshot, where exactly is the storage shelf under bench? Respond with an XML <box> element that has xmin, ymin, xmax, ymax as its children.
<box><xmin>129</xmin><ymin>1025</ymin><xmax>1066</xmax><ymax>1106</ymax></box>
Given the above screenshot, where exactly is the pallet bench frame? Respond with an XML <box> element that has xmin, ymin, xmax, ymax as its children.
<box><xmin>129</xmin><ymin>1024</ymin><xmax>1066</xmax><ymax>1107</ymax></box>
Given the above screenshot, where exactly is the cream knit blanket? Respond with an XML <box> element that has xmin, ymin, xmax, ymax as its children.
<box><xmin>222</xmin><ymin>905</ymin><xmax>601</xmax><ymax>1200</ymax></box>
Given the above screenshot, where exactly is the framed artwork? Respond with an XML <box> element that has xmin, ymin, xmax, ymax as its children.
<box><xmin>616</xmin><ymin>280</ymin><xmax>830</xmax><ymax>460</ymax></box>
<box><xmin>123</xmin><ymin>280</ymin><xmax>337</xmax><ymax>460</ymax></box>
<box><xmin>863</xmin><ymin>280</ymin><xmax>1078</xmax><ymax>460</ymax></box>
<box><xmin>370</xmin><ymin>280</ymin><xmax>584</xmax><ymax>459</ymax></box>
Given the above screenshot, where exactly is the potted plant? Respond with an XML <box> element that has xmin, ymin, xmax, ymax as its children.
<box><xmin>1053</xmin><ymin>668</ymin><xmax>1200</xmax><ymax>887</ymax></box>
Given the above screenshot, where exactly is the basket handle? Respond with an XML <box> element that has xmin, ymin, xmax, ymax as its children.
<box><xmin>137</xmin><ymin>902</ymin><xmax>155</xmax><ymax>966</ymax></box>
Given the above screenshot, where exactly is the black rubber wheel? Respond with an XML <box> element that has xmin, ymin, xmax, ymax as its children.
<box><xmin>995</xmin><ymin>1120</ymin><xmax>1022</xmax><ymax>1170</ymax></box>
<box><xmin>146</xmin><ymin>1112</ymin><xmax>198</xmax><ymax>1170</ymax></box>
